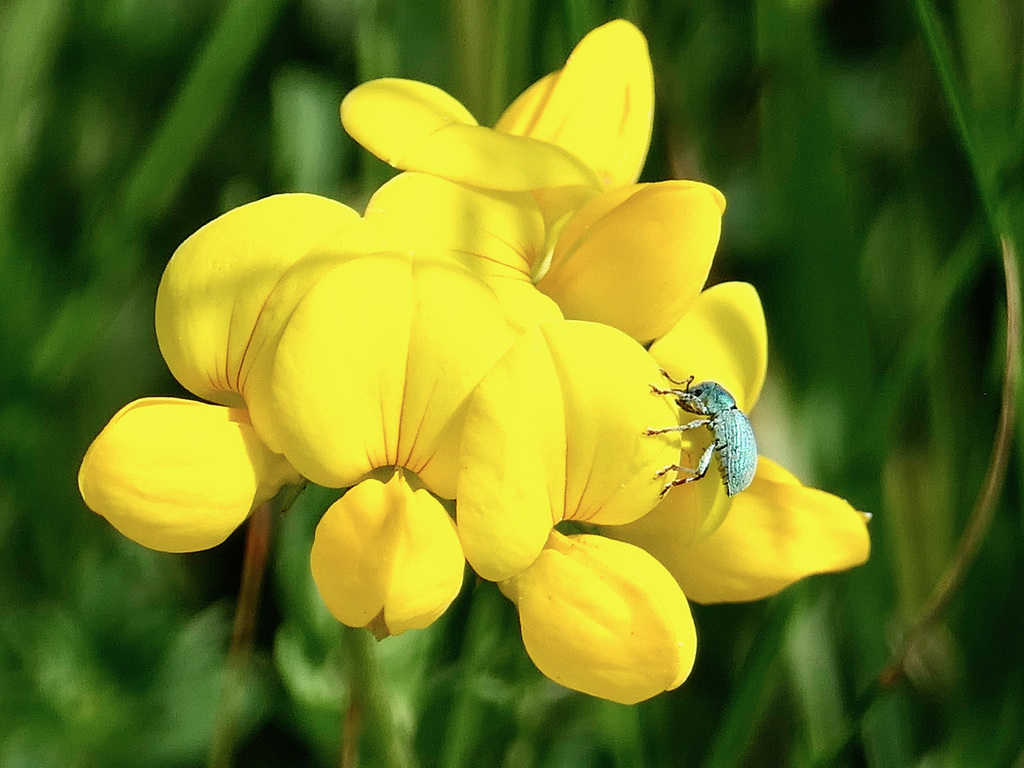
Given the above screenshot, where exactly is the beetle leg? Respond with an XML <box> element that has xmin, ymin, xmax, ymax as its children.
<box><xmin>654</xmin><ymin>463</ymin><xmax>691</xmax><ymax>496</ymax></box>
<box><xmin>654</xmin><ymin>463</ymin><xmax>687</xmax><ymax>478</ymax></box>
<box><xmin>644</xmin><ymin>418</ymin><xmax>708</xmax><ymax>435</ymax></box>
<box><xmin>654</xmin><ymin>439</ymin><xmax>719</xmax><ymax>496</ymax></box>
<box><xmin>666</xmin><ymin>441</ymin><xmax>717</xmax><ymax>489</ymax></box>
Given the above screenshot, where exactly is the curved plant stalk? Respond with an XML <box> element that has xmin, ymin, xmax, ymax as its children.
<box><xmin>879</xmin><ymin>237</ymin><xmax>1020</xmax><ymax>688</ymax></box>
<box><xmin>878</xmin><ymin>0</ymin><xmax>1024</xmax><ymax>697</ymax></box>
<box><xmin>812</xmin><ymin>237</ymin><xmax>1020</xmax><ymax>768</ymax></box>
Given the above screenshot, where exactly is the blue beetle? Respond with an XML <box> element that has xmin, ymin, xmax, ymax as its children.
<box><xmin>645</xmin><ymin>370</ymin><xmax>757</xmax><ymax>497</ymax></box>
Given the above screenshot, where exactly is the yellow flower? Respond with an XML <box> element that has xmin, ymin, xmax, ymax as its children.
<box><xmin>533</xmin><ymin>180</ymin><xmax>725</xmax><ymax>343</ymax></box>
<box><xmin>340</xmin><ymin>20</ymin><xmax>725</xmax><ymax>345</ymax></box>
<box><xmin>457</xmin><ymin>320</ymin><xmax>696</xmax><ymax>703</ymax></box>
<box><xmin>80</xmin><ymin>192</ymin><xmax>529</xmax><ymax>637</ymax></box>
<box><xmin>249</xmin><ymin>250</ymin><xmax>515</xmax><ymax>496</ymax></box>
<box><xmin>338</xmin><ymin>17</ymin><xmax>870</xmax><ymax>697</ymax></box>
<box><xmin>80</xmin><ymin>17</ymin><xmax>871</xmax><ymax>698</ymax></box>
<box><xmin>503</xmin><ymin>532</ymin><xmax>695</xmax><ymax>706</ymax></box>
<box><xmin>79</xmin><ymin>193</ymin><xmax>358</xmax><ymax>551</ymax></box>
<box><xmin>248</xmin><ymin>248</ymin><xmax>520</xmax><ymax>635</ymax></box>
<box><xmin>606</xmin><ymin>282</ymin><xmax>871</xmax><ymax>600</ymax></box>
<box><xmin>341</xmin><ymin>19</ymin><xmax>651</xmax><ymax>192</ymax></box>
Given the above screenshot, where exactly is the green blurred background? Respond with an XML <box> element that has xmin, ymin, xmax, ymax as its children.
<box><xmin>1</xmin><ymin>0</ymin><xmax>1022</xmax><ymax>765</ymax></box>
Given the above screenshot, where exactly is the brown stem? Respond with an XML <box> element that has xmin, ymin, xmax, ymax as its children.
<box><xmin>879</xmin><ymin>236</ymin><xmax>1021</xmax><ymax>688</ymax></box>
<box><xmin>207</xmin><ymin>501</ymin><xmax>274</xmax><ymax>768</ymax></box>
<box><xmin>339</xmin><ymin>684</ymin><xmax>364</xmax><ymax>768</ymax></box>
<box><xmin>230</xmin><ymin>500</ymin><xmax>273</xmax><ymax>654</ymax></box>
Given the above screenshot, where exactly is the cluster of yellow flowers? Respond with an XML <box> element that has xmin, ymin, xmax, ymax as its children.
<box><xmin>78</xmin><ymin>21</ymin><xmax>869</xmax><ymax>705</ymax></box>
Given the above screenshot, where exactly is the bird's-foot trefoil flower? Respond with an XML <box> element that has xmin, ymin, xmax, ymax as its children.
<box><xmin>341</xmin><ymin>19</ymin><xmax>652</xmax><ymax>194</ymax></box>
<box><xmin>79</xmin><ymin>16</ymin><xmax>872</xmax><ymax>707</ymax></box>
<box><xmin>331</xmin><ymin>16</ymin><xmax>871</xmax><ymax>699</ymax></box>
<box><xmin>339</xmin><ymin>20</ymin><xmax>726</xmax><ymax>346</ymax></box>
<box><xmin>457</xmin><ymin>320</ymin><xmax>696</xmax><ymax>703</ymax></box>
<box><xmin>79</xmin><ymin>192</ymin><xmax>538</xmax><ymax>637</ymax></box>
<box><xmin>79</xmin><ymin>193</ymin><xmax>360</xmax><ymax>551</ymax></box>
<box><xmin>250</xmin><ymin>249</ymin><xmax>520</xmax><ymax>634</ymax></box>
<box><xmin>605</xmin><ymin>281</ymin><xmax>871</xmax><ymax>601</ymax></box>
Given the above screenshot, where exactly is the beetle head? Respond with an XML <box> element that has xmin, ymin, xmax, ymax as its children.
<box><xmin>686</xmin><ymin>381</ymin><xmax>737</xmax><ymax>413</ymax></box>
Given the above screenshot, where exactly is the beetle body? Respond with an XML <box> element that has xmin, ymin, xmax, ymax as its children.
<box><xmin>646</xmin><ymin>374</ymin><xmax>758</xmax><ymax>497</ymax></box>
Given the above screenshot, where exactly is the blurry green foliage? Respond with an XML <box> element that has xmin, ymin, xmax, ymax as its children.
<box><xmin>1</xmin><ymin>0</ymin><xmax>1022</xmax><ymax>765</ymax></box>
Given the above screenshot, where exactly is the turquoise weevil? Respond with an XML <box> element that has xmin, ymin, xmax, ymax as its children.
<box><xmin>645</xmin><ymin>370</ymin><xmax>757</xmax><ymax>497</ymax></box>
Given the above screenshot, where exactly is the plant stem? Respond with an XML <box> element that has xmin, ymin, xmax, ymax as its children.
<box><xmin>439</xmin><ymin>582</ymin><xmax>503</xmax><ymax>768</ymax></box>
<box><xmin>911</xmin><ymin>0</ymin><xmax>999</xmax><ymax>236</ymax></box>
<box><xmin>702</xmin><ymin>594</ymin><xmax>794</xmax><ymax>768</ymax></box>
<box><xmin>879</xmin><ymin>237</ymin><xmax>1021</xmax><ymax>688</ymax></box>
<box><xmin>339</xmin><ymin>625</ymin><xmax>413</xmax><ymax>768</ymax></box>
<box><xmin>208</xmin><ymin>501</ymin><xmax>274</xmax><ymax>768</ymax></box>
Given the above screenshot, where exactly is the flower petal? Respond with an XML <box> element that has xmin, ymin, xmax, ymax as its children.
<box><xmin>363</xmin><ymin>172</ymin><xmax>562</xmax><ymax>332</ymax></box>
<box><xmin>310</xmin><ymin>471</ymin><xmax>464</xmax><ymax>636</ymax></box>
<box><xmin>390</xmin><ymin>124</ymin><xmax>600</xmax><ymax>191</ymax></box>
<box><xmin>495</xmin><ymin>20</ymin><xmax>654</xmax><ymax>189</ymax></box>
<box><xmin>649</xmin><ymin>282</ymin><xmax>768</xmax><ymax>412</ymax></box>
<box><xmin>341</xmin><ymin>78</ymin><xmax>479</xmax><ymax>162</ymax></box>
<box><xmin>259</xmin><ymin>252</ymin><xmax>514</xmax><ymax>497</ymax></box>
<box><xmin>155</xmin><ymin>194</ymin><xmax>362</xmax><ymax>407</ymax></box>
<box><xmin>530</xmin><ymin>184</ymin><xmax>603</xmax><ymax>235</ymax></box>
<box><xmin>341</xmin><ymin>79</ymin><xmax>598</xmax><ymax>191</ymax></box>
<box><xmin>365</xmin><ymin>172</ymin><xmax>543</xmax><ymax>274</ymax></box>
<box><xmin>457</xmin><ymin>320</ymin><xmax>681</xmax><ymax>582</ymax></box>
<box><xmin>78</xmin><ymin>398</ymin><xmax>298</xmax><ymax>552</ymax></box>
<box><xmin>630</xmin><ymin>443</ymin><xmax>735</xmax><ymax>542</ymax></box>
<box><xmin>608</xmin><ymin>457</ymin><xmax>871</xmax><ymax>603</ymax></box>
<box><xmin>536</xmin><ymin>182</ymin><xmax>725</xmax><ymax>342</ymax></box>
<box><xmin>237</xmin><ymin>243</ymin><xmax>371</xmax><ymax>454</ymax></box>
<box><xmin>503</xmin><ymin>532</ymin><xmax>695</xmax><ymax>704</ymax></box>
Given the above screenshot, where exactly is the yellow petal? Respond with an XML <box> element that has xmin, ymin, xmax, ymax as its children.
<box><xmin>495</xmin><ymin>20</ymin><xmax>654</xmax><ymax>189</ymax></box>
<box><xmin>341</xmin><ymin>78</ymin><xmax>479</xmax><ymax>162</ymax></box>
<box><xmin>365</xmin><ymin>172</ymin><xmax>543</xmax><ymax>273</ymax></box>
<box><xmin>362</xmin><ymin>172</ymin><xmax>562</xmax><ymax>332</ymax></box>
<box><xmin>155</xmin><ymin>194</ymin><xmax>362</xmax><ymax>407</ymax></box>
<box><xmin>649</xmin><ymin>282</ymin><xmax>768</xmax><ymax>412</ymax></box>
<box><xmin>259</xmin><ymin>252</ymin><xmax>514</xmax><ymax>497</ymax></box>
<box><xmin>341</xmin><ymin>78</ymin><xmax>598</xmax><ymax>190</ymax></box>
<box><xmin>537</xmin><ymin>182</ymin><xmax>725</xmax><ymax>342</ymax></box>
<box><xmin>238</xmin><ymin>243</ymin><xmax>379</xmax><ymax>454</ymax></box>
<box><xmin>530</xmin><ymin>184</ymin><xmax>603</xmax><ymax>235</ymax></box>
<box><xmin>504</xmin><ymin>532</ymin><xmax>695</xmax><ymax>704</ymax></box>
<box><xmin>633</xmin><ymin>444</ymin><xmax>735</xmax><ymax>542</ymax></box>
<box><xmin>393</xmin><ymin>124</ymin><xmax>601</xmax><ymax>191</ymax></box>
<box><xmin>310</xmin><ymin>471</ymin><xmax>464</xmax><ymax>636</ymax></box>
<box><xmin>78</xmin><ymin>398</ymin><xmax>298</xmax><ymax>552</ymax></box>
<box><xmin>457</xmin><ymin>320</ymin><xmax>681</xmax><ymax>582</ymax></box>
<box><xmin>608</xmin><ymin>457</ymin><xmax>871</xmax><ymax>603</ymax></box>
